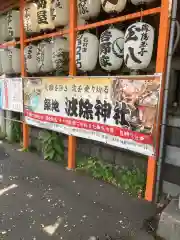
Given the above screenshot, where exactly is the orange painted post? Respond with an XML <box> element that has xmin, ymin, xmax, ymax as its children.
<box><xmin>68</xmin><ymin>0</ymin><xmax>77</xmax><ymax>169</ymax></box>
<box><xmin>20</xmin><ymin>0</ymin><xmax>29</xmax><ymax>149</ymax></box>
<box><xmin>145</xmin><ymin>0</ymin><xmax>170</xmax><ymax>201</ymax></box>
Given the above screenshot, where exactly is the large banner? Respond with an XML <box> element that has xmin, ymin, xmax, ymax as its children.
<box><xmin>2</xmin><ymin>78</ymin><xmax>23</xmax><ymax>112</ymax></box>
<box><xmin>23</xmin><ymin>76</ymin><xmax>161</xmax><ymax>156</ymax></box>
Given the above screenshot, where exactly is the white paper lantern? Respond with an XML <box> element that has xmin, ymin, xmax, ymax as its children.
<box><xmin>24</xmin><ymin>44</ymin><xmax>38</xmax><ymax>74</ymax></box>
<box><xmin>37</xmin><ymin>0</ymin><xmax>55</xmax><ymax>30</ymax></box>
<box><xmin>52</xmin><ymin>37</ymin><xmax>69</xmax><ymax>72</ymax></box>
<box><xmin>131</xmin><ymin>0</ymin><xmax>156</xmax><ymax>5</ymax></box>
<box><xmin>11</xmin><ymin>48</ymin><xmax>21</xmax><ymax>74</ymax></box>
<box><xmin>37</xmin><ymin>41</ymin><xmax>53</xmax><ymax>73</ymax></box>
<box><xmin>51</xmin><ymin>0</ymin><xmax>69</xmax><ymax>27</ymax></box>
<box><xmin>0</xmin><ymin>15</ymin><xmax>9</xmax><ymax>42</ymax></box>
<box><xmin>99</xmin><ymin>28</ymin><xmax>124</xmax><ymax>72</ymax></box>
<box><xmin>77</xmin><ymin>0</ymin><xmax>101</xmax><ymax>20</ymax></box>
<box><xmin>76</xmin><ymin>32</ymin><xmax>99</xmax><ymax>72</ymax></box>
<box><xmin>0</xmin><ymin>17</ymin><xmax>5</xmax><ymax>43</ymax></box>
<box><xmin>124</xmin><ymin>22</ymin><xmax>154</xmax><ymax>70</ymax></box>
<box><xmin>24</xmin><ymin>3</ymin><xmax>40</xmax><ymax>33</ymax></box>
<box><xmin>7</xmin><ymin>10</ymin><xmax>20</xmax><ymax>39</ymax></box>
<box><xmin>0</xmin><ymin>49</ymin><xmax>13</xmax><ymax>74</ymax></box>
<box><xmin>77</xmin><ymin>16</ymin><xmax>87</xmax><ymax>26</ymax></box>
<box><xmin>101</xmin><ymin>0</ymin><xmax>127</xmax><ymax>13</ymax></box>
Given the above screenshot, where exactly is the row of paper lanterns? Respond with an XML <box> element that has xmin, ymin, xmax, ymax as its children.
<box><xmin>25</xmin><ymin>0</ymin><xmax>157</xmax><ymax>32</ymax></box>
<box><xmin>77</xmin><ymin>0</ymin><xmax>156</xmax><ymax>20</ymax></box>
<box><xmin>0</xmin><ymin>2</ymin><xmax>86</xmax><ymax>42</ymax></box>
<box><xmin>26</xmin><ymin>0</ymin><xmax>156</xmax><ymax>31</ymax></box>
<box><xmin>0</xmin><ymin>21</ymin><xmax>154</xmax><ymax>75</ymax></box>
<box><xmin>78</xmin><ymin>22</ymin><xmax>154</xmax><ymax>72</ymax></box>
<box><xmin>0</xmin><ymin>38</ymin><xmax>68</xmax><ymax>74</ymax></box>
<box><xmin>0</xmin><ymin>0</ymin><xmax>156</xmax><ymax>42</ymax></box>
<box><xmin>25</xmin><ymin>38</ymin><xmax>69</xmax><ymax>74</ymax></box>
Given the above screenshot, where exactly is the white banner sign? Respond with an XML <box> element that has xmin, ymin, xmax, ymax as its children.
<box><xmin>2</xmin><ymin>78</ymin><xmax>23</xmax><ymax>112</ymax></box>
<box><xmin>23</xmin><ymin>76</ymin><xmax>161</xmax><ymax>156</ymax></box>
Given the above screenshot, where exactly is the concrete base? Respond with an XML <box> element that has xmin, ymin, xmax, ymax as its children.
<box><xmin>157</xmin><ymin>199</ymin><xmax>180</xmax><ymax>240</ymax></box>
<box><xmin>131</xmin><ymin>231</ymin><xmax>155</xmax><ymax>240</ymax></box>
<box><xmin>5</xmin><ymin>110</ymin><xmax>12</xmax><ymax>141</ymax></box>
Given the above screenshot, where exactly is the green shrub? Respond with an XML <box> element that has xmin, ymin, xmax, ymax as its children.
<box><xmin>77</xmin><ymin>157</ymin><xmax>146</xmax><ymax>197</ymax></box>
<box><xmin>39</xmin><ymin>130</ymin><xmax>64</xmax><ymax>162</ymax></box>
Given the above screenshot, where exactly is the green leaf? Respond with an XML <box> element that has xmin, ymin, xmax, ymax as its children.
<box><xmin>39</xmin><ymin>130</ymin><xmax>51</xmax><ymax>141</ymax></box>
<box><xmin>54</xmin><ymin>143</ymin><xmax>64</xmax><ymax>157</ymax></box>
<box><xmin>44</xmin><ymin>149</ymin><xmax>56</xmax><ymax>160</ymax></box>
<box><xmin>10</xmin><ymin>120</ymin><xmax>21</xmax><ymax>143</ymax></box>
<box><xmin>42</xmin><ymin>142</ymin><xmax>52</xmax><ymax>153</ymax></box>
<box><xmin>39</xmin><ymin>130</ymin><xmax>65</xmax><ymax>162</ymax></box>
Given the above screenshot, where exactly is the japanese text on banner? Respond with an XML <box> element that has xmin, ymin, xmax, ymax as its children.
<box><xmin>23</xmin><ymin>76</ymin><xmax>160</xmax><ymax>156</ymax></box>
<box><xmin>2</xmin><ymin>78</ymin><xmax>23</xmax><ymax>113</ymax></box>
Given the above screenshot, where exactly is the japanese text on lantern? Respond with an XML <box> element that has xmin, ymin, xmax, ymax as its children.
<box><xmin>76</xmin><ymin>34</ymin><xmax>89</xmax><ymax>70</ymax></box>
<box><xmin>138</xmin><ymin>24</ymin><xmax>150</xmax><ymax>57</ymax></box>
<box><xmin>99</xmin><ymin>30</ymin><xmax>112</xmax><ymax>68</ymax></box>
<box><xmin>37</xmin><ymin>0</ymin><xmax>48</xmax><ymax>25</ymax></box>
<box><xmin>78</xmin><ymin>0</ymin><xmax>89</xmax><ymax>15</ymax></box>
<box><xmin>24</xmin><ymin>7</ymin><xmax>32</xmax><ymax>32</ymax></box>
<box><xmin>124</xmin><ymin>23</ymin><xmax>150</xmax><ymax>66</ymax></box>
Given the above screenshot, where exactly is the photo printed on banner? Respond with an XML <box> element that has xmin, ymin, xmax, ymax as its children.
<box><xmin>23</xmin><ymin>76</ymin><xmax>160</xmax><ymax>156</ymax></box>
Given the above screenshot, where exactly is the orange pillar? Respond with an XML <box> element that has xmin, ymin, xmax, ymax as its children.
<box><xmin>68</xmin><ymin>0</ymin><xmax>77</xmax><ymax>169</ymax></box>
<box><xmin>145</xmin><ymin>0</ymin><xmax>170</xmax><ymax>201</ymax></box>
<box><xmin>20</xmin><ymin>0</ymin><xmax>29</xmax><ymax>149</ymax></box>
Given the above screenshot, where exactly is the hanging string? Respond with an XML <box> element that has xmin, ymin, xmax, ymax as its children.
<box><xmin>140</xmin><ymin>0</ymin><xmax>144</xmax><ymax>22</ymax></box>
<box><xmin>108</xmin><ymin>23</ymin><xmax>114</xmax><ymax>30</ymax></box>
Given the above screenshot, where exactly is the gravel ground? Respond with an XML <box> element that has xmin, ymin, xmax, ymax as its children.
<box><xmin>0</xmin><ymin>142</ymin><xmax>157</xmax><ymax>240</ymax></box>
